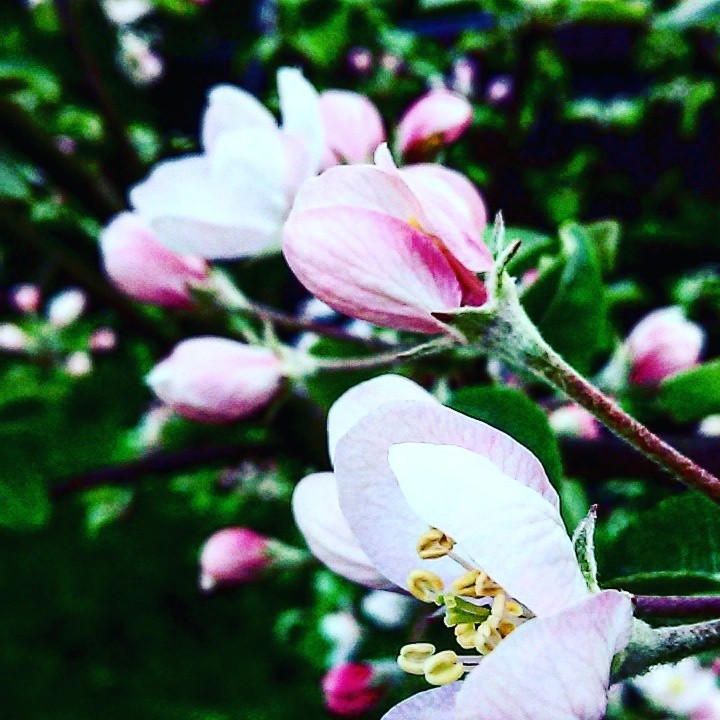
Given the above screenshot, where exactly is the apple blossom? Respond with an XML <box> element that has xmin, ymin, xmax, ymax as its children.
<box><xmin>319</xmin><ymin>91</ymin><xmax>385</xmax><ymax>168</ymax></box>
<box><xmin>88</xmin><ymin>328</ymin><xmax>118</xmax><ymax>352</ymax></box>
<box><xmin>297</xmin><ymin>373</ymin><xmax>634</xmax><ymax>720</ymax></box>
<box><xmin>47</xmin><ymin>288</ymin><xmax>86</xmax><ymax>328</ymax></box>
<box><xmin>146</xmin><ymin>337</ymin><xmax>284</xmax><ymax>423</ymax></box>
<box><xmin>118</xmin><ymin>31</ymin><xmax>163</xmax><ymax>86</ymax></box>
<box><xmin>548</xmin><ymin>403</ymin><xmax>601</xmax><ymax>440</ymax></box>
<box><xmin>0</xmin><ymin>323</ymin><xmax>29</xmax><ymax>351</ymax></box>
<box><xmin>65</xmin><ymin>351</ymin><xmax>93</xmax><ymax>377</ymax></box>
<box><xmin>625</xmin><ymin>306</ymin><xmax>704</xmax><ymax>386</ymax></box>
<box><xmin>321</xmin><ymin>611</ymin><xmax>363</xmax><ymax>665</ymax></box>
<box><xmin>283</xmin><ymin>145</ymin><xmax>491</xmax><ymax>335</ymax></box>
<box><xmin>10</xmin><ymin>284</ymin><xmax>41</xmax><ymax>314</ymax></box>
<box><xmin>632</xmin><ymin>657</ymin><xmax>720</xmax><ymax>717</ymax></box>
<box><xmin>361</xmin><ymin>590</ymin><xmax>414</xmax><ymax>630</ymax></box>
<box><xmin>322</xmin><ymin>662</ymin><xmax>384</xmax><ymax>717</ymax></box>
<box><xmin>199</xmin><ymin>527</ymin><xmax>272</xmax><ymax>590</ymax></box>
<box><xmin>396</xmin><ymin>89</ymin><xmax>473</xmax><ymax>161</ymax></box>
<box><xmin>100</xmin><ymin>212</ymin><xmax>209</xmax><ymax>308</ymax></box>
<box><xmin>130</xmin><ymin>68</ymin><xmax>322</xmax><ymax>259</ymax></box>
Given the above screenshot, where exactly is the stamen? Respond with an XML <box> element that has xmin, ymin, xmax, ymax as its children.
<box><xmin>397</xmin><ymin>643</ymin><xmax>436</xmax><ymax>675</ymax></box>
<box><xmin>407</xmin><ymin>569</ymin><xmax>444</xmax><ymax>603</ymax></box>
<box><xmin>423</xmin><ymin>650</ymin><xmax>466</xmax><ymax>686</ymax></box>
<box><xmin>451</xmin><ymin>569</ymin><xmax>480</xmax><ymax>596</ymax></box>
<box><xmin>454</xmin><ymin>623</ymin><xmax>478</xmax><ymax>650</ymax></box>
<box><xmin>417</xmin><ymin>527</ymin><xmax>455</xmax><ymax>559</ymax></box>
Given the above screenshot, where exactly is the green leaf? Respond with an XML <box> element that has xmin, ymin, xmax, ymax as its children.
<box><xmin>659</xmin><ymin>360</ymin><xmax>720</xmax><ymax>422</ymax></box>
<box><xmin>526</xmin><ymin>222</ymin><xmax>608</xmax><ymax>373</ymax></box>
<box><xmin>604</xmin><ymin>571</ymin><xmax>720</xmax><ymax>595</ymax></box>
<box><xmin>572</xmin><ymin>505</ymin><xmax>599</xmax><ymax>592</ymax></box>
<box><xmin>598</xmin><ymin>493</ymin><xmax>720</xmax><ymax>591</ymax></box>
<box><xmin>655</xmin><ymin>0</ymin><xmax>720</xmax><ymax>28</ymax></box>
<box><xmin>0</xmin><ymin>462</ymin><xmax>49</xmax><ymax>530</ymax></box>
<box><xmin>583</xmin><ymin>220</ymin><xmax>621</xmax><ymax>275</ymax></box>
<box><xmin>449</xmin><ymin>385</ymin><xmax>564</xmax><ymax>487</ymax></box>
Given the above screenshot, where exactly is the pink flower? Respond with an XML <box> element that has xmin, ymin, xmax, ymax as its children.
<box><xmin>283</xmin><ymin>145</ymin><xmax>490</xmax><ymax>335</ymax></box>
<box><xmin>146</xmin><ymin>337</ymin><xmax>284</xmax><ymax>423</ymax></box>
<box><xmin>396</xmin><ymin>89</ymin><xmax>473</xmax><ymax>161</ymax></box>
<box><xmin>322</xmin><ymin>662</ymin><xmax>383</xmax><ymax>717</ymax></box>
<box><xmin>319</xmin><ymin>91</ymin><xmax>385</xmax><ymax>168</ymax></box>
<box><xmin>100</xmin><ymin>212</ymin><xmax>208</xmax><ymax>308</ymax></box>
<box><xmin>625</xmin><ymin>307</ymin><xmax>704</xmax><ymax>386</ymax></box>
<box><xmin>88</xmin><ymin>327</ymin><xmax>118</xmax><ymax>352</ymax></box>
<box><xmin>130</xmin><ymin>68</ymin><xmax>323</xmax><ymax>259</ymax></box>
<box><xmin>10</xmin><ymin>284</ymin><xmax>41</xmax><ymax>314</ymax></box>
<box><xmin>548</xmin><ymin>404</ymin><xmax>601</xmax><ymax>440</ymax></box>
<box><xmin>299</xmin><ymin>373</ymin><xmax>634</xmax><ymax>720</ymax></box>
<box><xmin>199</xmin><ymin>527</ymin><xmax>272</xmax><ymax>590</ymax></box>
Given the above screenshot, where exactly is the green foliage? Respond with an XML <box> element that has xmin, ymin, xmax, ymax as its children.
<box><xmin>659</xmin><ymin>360</ymin><xmax>720</xmax><ymax>422</ymax></box>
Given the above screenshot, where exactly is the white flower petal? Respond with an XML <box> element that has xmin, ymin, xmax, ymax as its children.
<box><xmin>382</xmin><ymin>684</ymin><xmax>460</xmax><ymax>720</ymax></box>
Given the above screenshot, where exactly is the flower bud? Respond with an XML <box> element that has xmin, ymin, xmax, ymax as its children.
<box><xmin>47</xmin><ymin>288</ymin><xmax>86</xmax><ymax>328</ymax></box>
<box><xmin>146</xmin><ymin>337</ymin><xmax>284</xmax><ymax>423</ymax></box>
<box><xmin>699</xmin><ymin>415</ymin><xmax>720</xmax><ymax>437</ymax></box>
<box><xmin>10</xmin><ymin>284</ymin><xmax>41</xmax><ymax>314</ymax></box>
<box><xmin>199</xmin><ymin>527</ymin><xmax>272</xmax><ymax>591</ymax></box>
<box><xmin>65</xmin><ymin>351</ymin><xmax>93</xmax><ymax>377</ymax></box>
<box><xmin>100</xmin><ymin>212</ymin><xmax>209</xmax><ymax>308</ymax></box>
<box><xmin>321</xmin><ymin>611</ymin><xmax>363</xmax><ymax>665</ymax></box>
<box><xmin>396</xmin><ymin>88</ymin><xmax>472</xmax><ymax>162</ymax></box>
<box><xmin>548</xmin><ymin>404</ymin><xmax>600</xmax><ymax>440</ymax></box>
<box><xmin>0</xmin><ymin>323</ymin><xmax>29</xmax><ymax>351</ymax></box>
<box><xmin>361</xmin><ymin>590</ymin><xmax>413</xmax><ymax>630</ymax></box>
<box><xmin>347</xmin><ymin>47</ymin><xmax>373</xmax><ymax>75</ymax></box>
<box><xmin>625</xmin><ymin>307</ymin><xmax>704</xmax><ymax>386</ymax></box>
<box><xmin>88</xmin><ymin>327</ymin><xmax>118</xmax><ymax>352</ymax></box>
<box><xmin>321</xmin><ymin>662</ymin><xmax>383</xmax><ymax>717</ymax></box>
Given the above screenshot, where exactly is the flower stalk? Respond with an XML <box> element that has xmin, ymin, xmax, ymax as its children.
<box><xmin>435</xmin><ymin>243</ymin><xmax>720</xmax><ymax>504</ymax></box>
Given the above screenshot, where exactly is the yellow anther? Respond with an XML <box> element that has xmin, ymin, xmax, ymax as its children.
<box><xmin>397</xmin><ymin>643</ymin><xmax>436</xmax><ymax>676</ymax></box>
<box><xmin>451</xmin><ymin>569</ymin><xmax>480</xmax><ymax>596</ymax></box>
<box><xmin>407</xmin><ymin>569</ymin><xmax>444</xmax><ymax>603</ymax></box>
<box><xmin>475</xmin><ymin>571</ymin><xmax>503</xmax><ymax>597</ymax></box>
<box><xmin>488</xmin><ymin>593</ymin><xmax>506</xmax><ymax>629</ymax></box>
<box><xmin>417</xmin><ymin>527</ymin><xmax>455</xmax><ymax>560</ymax></box>
<box><xmin>498</xmin><ymin>620</ymin><xmax>517</xmax><ymax>637</ymax></box>
<box><xmin>504</xmin><ymin>599</ymin><xmax>524</xmax><ymax>617</ymax></box>
<box><xmin>454</xmin><ymin>623</ymin><xmax>477</xmax><ymax>650</ymax></box>
<box><xmin>424</xmin><ymin>650</ymin><xmax>466</xmax><ymax>686</ymax></box>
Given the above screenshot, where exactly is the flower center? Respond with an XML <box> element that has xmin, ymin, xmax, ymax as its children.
<box><xmin>397</xmin><ymin>526</ymin><xmax>531</xmax><ymax>686</ymax></box>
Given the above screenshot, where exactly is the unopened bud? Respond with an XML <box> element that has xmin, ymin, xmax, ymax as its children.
<box><xmin>88</xmin><ymin>327</ymin><xmax>118</xmax><ymax>352</ymax></box>
<box><xmin>0</xmin><ymin>323</ymin><xmax>29</xmax><ymax>351</ymax></box>
<box><xmin>548</xmin><ymin>404</ymin><xmax>601</xmax><ymax>440</ymax></box>
<box><xmin>47</xmin><ymin>288</ymin><xmax>87</xmax><ymax>328</ymax></box>
<box><xmin>100</xmin><ymin>212</ymin><xmax>209</xmax><ymax>308</ymax></box>
<box><xmin>65</xmin><ymin>351</ymin><xmax>93</xmax><ymax>377</ymax></box>
<box><xmin>146</xmin><ymin>337</ymin><xmax>284</xmax><ymax>423</ymax></box>
<box><xmin>199</xmin><ymin>527</ymin><xmax>272</xmax><ymax>591</ymax></box>
<box><xmin>361</xmin><ymin>590</ymin><xmax>413</xmax><ymax>630</ymax></box>
<box><xmin>397</xmin><ymin>89</ymin><xmax>472</xmax><ymax>162</ymax></box>
<box><xmin>321</xmin><ymin>662</ymin><xmax>383</xmax><ymax>717</ymax></box>
<box><xmin>625</xmin><ymin>307</ymin><xmax>704</xmax><ymax>386</ymax></box>
<box><xmin>10</xmin><ymin>284</ymin><xmax>41</xmax><ymax>314</ymax></box>
<box><xmin>347</xmin><ymin>47</ymin><xmax>373</xmax><ymax>75</ymax></box>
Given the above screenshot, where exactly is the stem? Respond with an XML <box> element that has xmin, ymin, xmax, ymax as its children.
<box><xmin>635</xmin><ymin>595</ymin><xmax>720</xmax><ymax>619</ymax></box>
<box><xmin>613</xmin><ymin>618</ymin><xmax>720</xmax><ymax>682</ymax></box>
<box><xmin>310</xmin><ymin>337</ymin><xmax>454</xmax><ymax>372</ymax></box>
<box><xmin>441</xmin><ymin>270</ymin><xmax>720</xmax><ymax>503</ymax></box>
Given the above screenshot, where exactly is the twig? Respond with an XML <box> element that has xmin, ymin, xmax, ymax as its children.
<box><xmin>634</xmin><ymin>595</ymin><xmax>720</xmax><ymax>618</ymax></box>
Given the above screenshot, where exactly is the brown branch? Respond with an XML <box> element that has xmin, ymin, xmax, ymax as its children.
<box><xmin>635</xmin><ymin>595</ymin><xmax>720</xmax><ymax>618</ymax></box>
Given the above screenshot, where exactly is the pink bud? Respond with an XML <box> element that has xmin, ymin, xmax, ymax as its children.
<box><xmin>451</xmin><ymin>57</ymin><xmax>476</xmax><ymax>96</ymax></box>
<box><xmin>347</xmin><ymin>47</ymin><xmax>373</xmax><ymax>75</ymax></box>
<box><xmin>89</xmin><ymin>327</ymin><xmax>118</xmax><ymax>352</ymax></box>
<box><xmin>548</xmin><ymin>404</ymin><xmax>601</xmax><ymax>440</ymax></box>
<box><xmin>100</xmin><ymin>212</ymin><xmax>209</xmax><ymax>308</ymax></box>
<box><xmin>321</xmin><ymin>662</ymin><xmax>382</xmax><ymax>717</ymax></box>
<box><xmin>396</xmin><ymin>88</ymin><xmax>473</xmax><ymax>161</ymax></box>
<box><xmin>146</xmin><ymin>337</ymin><xmax>284</xmax><ymax>423</ymax></box>
<box><xmin>486</xmin><ymin>75</ymin><xmax>513</xmax><ymax>105</ymax></box>
<box><xmin>319</xmin><ymin>91</ymin><xmax>386</xmax><ymax>168</ymax></box>
<box><xmin>47</xmin><ymin>288</ymin><xmax>87</xmax><ymax>328</ymax></box>
<box><xmin>380</xmin><ymin>53</ymin><xmax>402</xmax><ymax>74</ymax></box>
<box><xmin>625</xmin><ymin>307</ymin><xmax>704</xmax><ymax>386</ymax></box>
<box><xmin>199</xmin><ymin>527</ymin><xmax>271</xmax><ymax>590</ymax></box>
<box><xmin>10</xmin><ymin>284</ymin><xmax>41</xmax><ymax>314</ymax></box>
<box><xmin>65</xmin><ymin>351</ymin><xmax>93</xmax><ymax>377</ymax></box>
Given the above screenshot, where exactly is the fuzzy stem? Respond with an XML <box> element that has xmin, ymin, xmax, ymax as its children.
<box><xmin>635</xmin><ymin>595</ymin><xmax>720</xmax><ymax>618</ymax></box>
<box><xmin>444</xmin><ymin>272</ymin><xmax>720</xmax><ymax>503</ymax></box>
<box><xmin>613</xmin><ymin>618</ymin><xmax>720</xmax><ymax>682</ymax></box>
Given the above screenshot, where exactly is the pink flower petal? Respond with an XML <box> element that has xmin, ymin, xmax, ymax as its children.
<box><xmin>387</xmin><ymin>443</ymin><xmax>588</xmax><ymax>616</ymax></box>
<box><xmin>201</xmin><ymin>84</ymin><xmax>277</xmax><ymax>154</ymax></box>
<box><xmin>283</xmin><ymin>207</ymin><xmax>463</xmax><ymax>334</ymax></box>
<box><xmin>333</xmin><ymin>401</ymin><xmax>559</xmax><ymax>593</ymax></box>
<box><xmin>397</xmin><ymin>89</ymin><xmax>473</xmax><ymax>159</ymax></box>
<box><xmin>327</xmin><ymin>374</ymin><xmax>439</xmax><ymax>463</ymax></box>
<box><xmin>382</xmin><ymin>684</ymin><xmax>460</xmax><ymax>720</ymax></box>
<box><xmin>455</xmin><ymin>591</ymin><xmax>633</xmax><ymax>720</ymax></box>
<box><xmin>319</xmin><ymin>90</ymin><xmax>386</xmax><ymax>167</ymax></box>
<box><xmin>400</xmin><ymin>164</ymin><xmax>491</xmax><ymax>273</ymax></box>
<box><xmin>292</xmin><ymin>472</ymin><xmax>391</xmax><ymax>588</ymax></box>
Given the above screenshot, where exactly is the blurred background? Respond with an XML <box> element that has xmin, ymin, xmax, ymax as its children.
<box><xmin>3</xmin><ymin>0</ymin><xmax>720</xmax><ymax>718</ymax></box>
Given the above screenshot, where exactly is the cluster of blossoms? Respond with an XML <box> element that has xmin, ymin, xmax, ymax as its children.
<box><xmin>88</xmin><ymin>60</ymin><xmax>720</xmax><ymax>720</ymax></box>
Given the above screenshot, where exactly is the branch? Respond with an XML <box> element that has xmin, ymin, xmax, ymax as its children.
<box><xmin>50</xmin><ymin>444</ymin><xmax>276</xmax><ymax>497</ymax></box>
<box><xmin>635</xmin><ymin>595</ymin><xmax>720</xmax><ymax>619</ymax></box>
